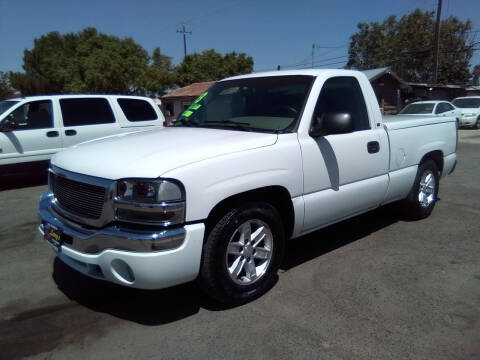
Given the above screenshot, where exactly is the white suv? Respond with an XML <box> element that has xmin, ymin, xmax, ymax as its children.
<box><xmin>0</xmin><ymin>95</ymin><xmax>164</xmax><ymax>176</ymax></box>
<box><xmin>452</xmin><ymin>96</ymin><xmax>480</xmax><ymax>128</ymax></box>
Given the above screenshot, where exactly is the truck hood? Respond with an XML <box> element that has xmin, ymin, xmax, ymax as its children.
<box><xmin>51</xmin><ymin>127</ymin><xmax>278</xmax><ymax>179</ymax></box>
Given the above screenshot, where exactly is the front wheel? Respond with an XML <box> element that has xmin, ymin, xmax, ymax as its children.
<box><xmin>475</xmin><ymin>117</ymin><xmax>480</xmax><ymax>129</ymax></box>
<box><xmin>401</xmin><ymin>160</ymin><xmax>439</xmax><ymax>220</ymax></box>
<box><xmin>198</xmin><ymin>202</ymin><xmax>285</xmax><ymax>304</ymax></box>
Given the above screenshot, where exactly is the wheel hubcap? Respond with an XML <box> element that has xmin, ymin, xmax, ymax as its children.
<box><xmin>226</xmin><ymin>219</ymin><xmax>273</xmax><ymax>285</ymax></box>
<box><xmin>418</xmin><ymin>170</ymin><xmax>436</xmax><ymax>208</ymax></box>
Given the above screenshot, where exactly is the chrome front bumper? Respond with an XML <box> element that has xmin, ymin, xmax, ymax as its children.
<box><xmin>38</xmin><ymin>191</ymin><xmax>205</xmax><ymax>289</ymax></box>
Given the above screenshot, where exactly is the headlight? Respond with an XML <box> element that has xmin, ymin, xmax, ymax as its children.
<box><xmin>115</xmin><ymin>179</ymin><xmax>185</xmax><ymax>226</ymax></box>
<box><xmin>117</xmin><ymin>179</ymin><xmax>183</xmax><ymax>202</ymax></box>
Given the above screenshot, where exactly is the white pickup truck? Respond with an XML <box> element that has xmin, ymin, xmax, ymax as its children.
<box><xmin>38</xmin><ymin>70</ymin><xmax>457</xmax><ymax>303</ymax></box>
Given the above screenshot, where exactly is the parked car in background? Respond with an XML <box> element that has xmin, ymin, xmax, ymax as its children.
<box><xmin>398</xmin><ymin>101</ymin><xmax>459</xmax><ymax>119</ymax></box>
<box><xmin>0</xmin><ymin>95</ymin><xmax>164</xmax><ymax>177</ymax></box>
<box><xmin>452</xmin><ymin>96</ymin><xmax>480</xmax><ymax>128</ymax></box>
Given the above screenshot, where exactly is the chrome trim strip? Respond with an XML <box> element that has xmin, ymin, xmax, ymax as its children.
<box><xmin>114</xmin><ymin>199</ymin><xmax>185</xmax><ymax>211</ymax></box>
<box><xmin>39</xmin><ymin>191</ymin><xmax>185</xmax><ymax>254</ymax></box>
<box><xmin>50</xmin><ymin>165</ymin><xmax>113</xmax><ymax>188</ymax></box>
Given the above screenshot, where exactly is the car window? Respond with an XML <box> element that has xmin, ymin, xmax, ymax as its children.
<box><xmin>8</xmin><ymin>100</ymin><xmax>53</xmax><ymax>130</ymax></box>
<box><xmin>444</xmin><ymin>103</ymin><xmax>454</xmax><ymax>111</ymax></box>
<box><xmin>60</xmin><ymin>98</ymin><xmax>115</xmax><ymax>126</ymax></box>
<box><xmin>117</xmin><ymin>98</ymin><xmax>158</xmax><ymax>122</ymax></box>
<box><xmin>452</xmin><ymin>98</ymin><xmax>480</xmax><ymax>108</ymax></box>
<box><xmin>436</xmin><ymin>103</ymin><xmax>453</xmax><ymax>114</ymax></box>
<box><xmin>400</xmin><ymin>103</ymin><xmax>434</xmax><ymax>114</ymax></box>
<box><xmin>311</xmin><ymin>76</ymin><xmax>370</xmax><ymax>132</ymax></box>
<box><xmin>435</xmin><ymin>103</ymin><xmax>445</xmax><ymax>114</ymax></box>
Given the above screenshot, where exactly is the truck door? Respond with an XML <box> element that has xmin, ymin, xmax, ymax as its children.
<box><xmin>0</xmin><ymin>99</ymin><xmax>62</xmax><ymax>165</ymax></box>
<box><xmin>299</xmin><ymin>75</ymin><xmax>390</xmax><ymax>232</ymax></box>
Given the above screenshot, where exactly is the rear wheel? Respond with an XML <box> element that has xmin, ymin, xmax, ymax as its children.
<box><xmin>401</xmin><ymin>160</ymin><xmax>439</xmax><ymax>220</ymax></box>
<box><xmin>198</xmin><ymin>202</ymin><xmax>285</xmax><ymax>304</ymax></box>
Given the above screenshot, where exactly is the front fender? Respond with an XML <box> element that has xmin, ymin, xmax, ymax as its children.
<box><xmin>161</xmin><ymin>133</ymin><xmax>304</xmax><ymax>223</ymax></box>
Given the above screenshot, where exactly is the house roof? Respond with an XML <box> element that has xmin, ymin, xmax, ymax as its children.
<box><xmin>406</xmin><ymin>82</ymin><xmax>465</xmax><ymax>89</ymax></box>
<box><xmin>361</xmin><ymin>67</ymin><xmax>407</xmax><ymax>85</ymax></box>
<box><xmin>162</xmin><ymin>81</ymin><xmax>215</xmax><ymax>98</ymax></box>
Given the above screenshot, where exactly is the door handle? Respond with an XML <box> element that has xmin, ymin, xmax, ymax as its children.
<box><xmin>46</xmin><ymin>131</ymin><xmax>59</xmax><ymax>137</ymax></box>
<box><xmin>65</xmin><ymin>129</ymin><xmax>77</xmax><ymax>136</ymax></box>
<box><xmin>367</xmin><ymin>141</ymin><xmax>380</xmax><ymax>154</ymax></box>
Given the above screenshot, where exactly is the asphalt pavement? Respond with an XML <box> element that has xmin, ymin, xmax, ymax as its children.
<box><xmin>0</xmin><ymin>131</ymin><xmax>479</xmax><ymax>360</ymax></box>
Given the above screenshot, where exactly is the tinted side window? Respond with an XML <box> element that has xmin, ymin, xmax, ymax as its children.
<box><xmin>60</xmin><ymin>98</ymin><xmax>115</xmax><ymax>126</ymax></box>
<box><xmin>312</xmin><ymin>76</ymin><xmax>370</xmax><ymax>132</ymax></box>
<box><xmin>444</xmin><ymin>103</ymin><xmax>454</xmax><ymax>111</ymax></box>
<box><xmin>9</xmin><ymin>100</ymin><xmax>53</xmax><ymax>130</ymax></box>
<box><xmin>117</xmin><ymin>98</ymin><xmax>158</xmax><ymax>122</ymax></box>
<box><xmin>436</xmin><ymin>103</ymin><xmax>450</xmax><ymax>114</ymax></box>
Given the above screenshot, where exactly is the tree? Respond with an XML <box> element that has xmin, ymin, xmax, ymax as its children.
<box><xmin>136</xmin><ymin>47</ymin><xmax>175</xmax><ymax>96</ymax></box>
<box><xmin>9</xmin><ymin>28</ymin><xmax>173</xmax><ymax>96</ymax></box>
<box><xmin>346</xmin><ymin>10</ymin><xmax>474</xmax><ymax>84</ymax></box>
<box><xmin>174</xmin><ymin>49</ymin><xmax>253</xmax><ymax>87</ymax></box>
<box><xmin>472</xmin><ymin>65</ymin><xmax>480</xmax><ymax>86</ymax></box>
<box><xmin>0</xmin><ymin>71</ymin><xmax>15</xmax><ymax>100</ymax></box>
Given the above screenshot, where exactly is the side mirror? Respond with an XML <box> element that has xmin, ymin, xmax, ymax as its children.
<box><xmin>310</xmin><ymin>112</ymin><xmax>353</xmax><ymax>137</ymax></box>
<box><xmin>0</xmin><ymin>117</ymin><xmax>16</xmax><ymax>132</ymax></box>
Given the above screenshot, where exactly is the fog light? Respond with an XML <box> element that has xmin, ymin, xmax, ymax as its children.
<box><xmin>110</xmin><ymin>259</ymin><xmax>135</xmax><ymax>284</ymax></box>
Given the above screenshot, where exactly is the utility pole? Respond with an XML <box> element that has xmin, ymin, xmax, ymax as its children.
<box><xmin>311</xmin><ymin>44</ymin><xmax>315</xmax><ymax>68</ymax></box>
<box><xmin>432</xmin><ymin>0</ymin><xmax>442</xmax><ymax>84</ymax></box>
<box><xmin>177</xmin><ymin>24</ymin><xmax>192</xmax><ymax>58</ymax></box>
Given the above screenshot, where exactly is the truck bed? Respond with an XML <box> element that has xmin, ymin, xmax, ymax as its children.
<box><xmin>382</xmin><ymin>114</ymin><xmax>455</xmax><ymax>130</ymax></box>
<box><xmin>382</xmin><ymin>114</ymin><xmax>457</xmax><ymax>174</ymax></box>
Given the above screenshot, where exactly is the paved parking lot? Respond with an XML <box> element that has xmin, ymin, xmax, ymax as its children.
<box><xmin>1</xmin><ymin>132</ymin><xmax>479</xmax><ymax>360</ymax></box>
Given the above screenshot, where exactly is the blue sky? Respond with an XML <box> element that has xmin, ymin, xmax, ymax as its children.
<box><xmin>1</xmin><ymin>0</ymin><xmax>479</xmax><ymax>74</ymax></box>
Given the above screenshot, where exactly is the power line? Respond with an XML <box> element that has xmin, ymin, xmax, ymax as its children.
<box><xmin>291</xmin><ymin>55</ymin><xmax>348</xmax><ymax>69</ymax></box>
<box><xmin>296</xmin><ymin>60</ymin><xmax>348</xmax><ymax>69</ymax></box>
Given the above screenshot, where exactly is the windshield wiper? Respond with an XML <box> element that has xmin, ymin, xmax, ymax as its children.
<box><xmin>171</xmin><ymin>118</ymin><xmax>200</xmax><ymax>127</ymax></box>
<box><xmin>202</xmin><ymin>120</ymin><xmax>252</xmax><ymax>130</ymax></box>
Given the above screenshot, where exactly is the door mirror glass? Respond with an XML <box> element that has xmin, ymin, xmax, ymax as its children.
<box><xmin>310</xmin><ymin>112</ymin><xmax>353</xmax><ymax>137</ymax></box>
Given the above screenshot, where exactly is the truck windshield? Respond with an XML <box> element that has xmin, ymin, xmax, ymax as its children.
<box><xmin>171</xmin><ymin>75</ymin><xmax>314</xmax><ymax>132</ymax></box>
<box><xmin>399</xmin><ymin>103</ymin><xmax>434</xmax><ymax>114</ymax></box>
<box><xmin>0</xmin><ymin>100</ymin><xmax>19</xmax><ymax>116</ymax></box>
<box><xmin>452</xmin><ymin>98</ymin><xmax>480</xmax><ymax>108</ymax></box>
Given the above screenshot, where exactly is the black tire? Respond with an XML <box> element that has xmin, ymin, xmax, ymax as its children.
<box><xmin>475</xmin><ymin>117</ymin><xmax>480</xmax><ymax>129</ymax></box>
<box><xmin>401</xmin><ymin>160</ymin><xmax>439</xmax><ymax>220</ymax></box>
<box><xmin>198</xmin><ymin>202</ymin><xmax>285</xmax><ymax>304</ymax></box>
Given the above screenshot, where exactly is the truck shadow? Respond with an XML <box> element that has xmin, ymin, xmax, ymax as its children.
<box><xmin>0</xmin><ymin>162</ymin><xmax>49</xmax><ymax>191</ymax></box>
<box><xmin>52</xmin><ymin>203</ymin><xmax>404</xmax><ymax>325</ymax></box>
<box><xmin>281</xmin><ymin>203</ymin><xmax>402</xmax><ymax>270</ymax></box>
<box><xmin>52</xmin><ymin>258</ymin><xmax>206</xmax><ymax>326</ymax></box>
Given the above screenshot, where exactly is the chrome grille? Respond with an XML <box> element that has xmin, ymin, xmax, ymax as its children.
<box><xmin>50</xmin><ymin>172</ymin><xmax>106</xmax><ymax>219</ymax></box>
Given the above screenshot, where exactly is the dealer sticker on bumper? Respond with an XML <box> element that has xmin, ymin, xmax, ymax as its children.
<box><xmin>43</xmin><ymin>223</ymin><xmax>63</xmax><ymax>252</ymax></box>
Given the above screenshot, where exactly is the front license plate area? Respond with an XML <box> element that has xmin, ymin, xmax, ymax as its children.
<box><xmin>44</xmin><ymin>223</ymin><xmax>63</xmax><ymax>252</ymax></box>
